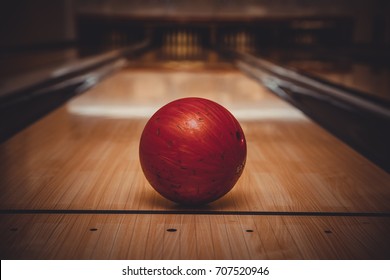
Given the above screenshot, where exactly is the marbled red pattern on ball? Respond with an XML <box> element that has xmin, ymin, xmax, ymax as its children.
<box><xmin>139</xmin><ymin>97</ymin><xmax>247</xmax><ymax>205</ymax></box>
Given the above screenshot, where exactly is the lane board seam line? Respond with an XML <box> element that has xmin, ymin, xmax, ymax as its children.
<box><xmin>0</xmin><ymin>209</ymin><xmax>390</xmax><ymax>217</ymax></box>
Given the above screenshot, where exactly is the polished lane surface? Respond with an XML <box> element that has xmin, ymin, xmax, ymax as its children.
<box><xmin>0</xmin><ymin>63</ymin><xmax>389</xmax><ymax>259</ymax></box>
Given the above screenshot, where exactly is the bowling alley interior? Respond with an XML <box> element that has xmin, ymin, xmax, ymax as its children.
<box><xmin>1</xmin><ymin>0</ymin><xmax>390</xmax><ymax>260</ymax></box>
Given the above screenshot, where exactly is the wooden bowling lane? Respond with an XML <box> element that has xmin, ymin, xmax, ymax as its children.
<box><xmin>0</xmin><ymin>213</ymin><xmax>389</xmax><ymax>259</ymax></box>
<box><xmin>0</xmin><ymin>67</ymin><xmax>389</xmax><ymax>214</ymax></box>
<box><xmin>1</xmin><ymin>63</ymin><xmax>390</xmax><ymax>260</ymax></box>
<box><xmin>258</xmin><ymin>50</ymin><xmax>390</xmax><ymax>103</ymax></box>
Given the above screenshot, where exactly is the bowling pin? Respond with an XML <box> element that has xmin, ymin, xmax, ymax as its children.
<box><xmin>229</xmin><ymin>34</ymin><xmax>233</xmax><ymax>48</ymax></box>
<box><xmin>165</xmin><ymin>33</ymin><xmax>170</xmax><ymax>56</ymax></box>
<box><xmin>183</xmin><ymin>31</ymin><xmax>187</xmax><ymax>58</ymax></box>
<box><xmin>188</xmin><ymin>31</ymin><xmax>191</xmax><ymax>58</ymax></box>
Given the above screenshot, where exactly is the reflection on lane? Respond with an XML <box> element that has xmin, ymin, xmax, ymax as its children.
<box><xmin>67</xmin><ymin>69</ymin><xmax>306</xmax><ymax>121</ymax></box>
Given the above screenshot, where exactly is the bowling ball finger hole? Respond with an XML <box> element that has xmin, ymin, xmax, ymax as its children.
<box><xmin>166</xmin><ymin>228</ymin><xmax>177</xmax><ymax>232</ymax></box>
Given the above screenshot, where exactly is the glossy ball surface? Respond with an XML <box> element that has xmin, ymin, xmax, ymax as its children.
<box><xmin>139</xmin><ymin>97</ymin><xmax>246</xmax><ymax>206</ymax></box>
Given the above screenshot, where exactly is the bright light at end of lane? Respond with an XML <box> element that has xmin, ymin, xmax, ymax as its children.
<box><xmin>67</xmin><ymin>103</ymin><xmax>306</xmax><ymax>121</ymax></box>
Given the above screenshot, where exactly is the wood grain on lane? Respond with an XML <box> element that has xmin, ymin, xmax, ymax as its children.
<box><xmin>0</xmin><ymin>68</ymin><xmax>389</xmax><ymax>213</ymax></box>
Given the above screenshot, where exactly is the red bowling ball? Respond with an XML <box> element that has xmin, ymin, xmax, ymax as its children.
<box><xmin>139</xmin><ymin>97</ymin><xmax>247</xmax><ymax>206</ymax></box>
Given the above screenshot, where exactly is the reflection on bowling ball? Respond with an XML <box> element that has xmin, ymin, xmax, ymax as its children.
<box><xmin>139</xmin><ymin>97</ymin><xmax>247</xmax><ymax>206</ymax></box>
